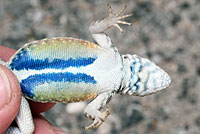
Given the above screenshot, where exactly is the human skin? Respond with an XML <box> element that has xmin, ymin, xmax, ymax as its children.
<box><xmin>0</xmin><ymin>46</ymin><xmax>67</xmax><ymax>134</ymax></box>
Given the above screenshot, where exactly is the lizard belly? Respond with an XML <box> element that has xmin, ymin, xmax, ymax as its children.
<box><xmin>12</xmin><ymin>67</ymin><xmax>99</xmax><ymax>103</ymax></box>
<box><xmin>11</xmin><ymin>52</ymin><xmax>123</xmax><ymax>103</ymax></box>
<box><xmin>8</xmin><ymin>37</ymin><xmax>123</xmax><ymax>103</ymax></box>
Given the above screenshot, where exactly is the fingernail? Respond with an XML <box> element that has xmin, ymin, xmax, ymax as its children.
<box><xmin>0</xmin><ymin>67</ymin><xmax>11</xmax><ymax>108</ymax></box>
<box><xmin>52</xmin><ymin>126</ymin><xmax>67</xmax><ymax>134</ymax></box>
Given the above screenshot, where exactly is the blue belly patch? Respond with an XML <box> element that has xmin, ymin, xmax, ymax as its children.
<box><xmin>10</xmin><ymin>56</ymin><xmax>97</xmax><ymax>70</ymax></box>
<box><xmin>21</xmin><ymin>72</ymin><xmax>97</xmax><ymax>98</ymax></box>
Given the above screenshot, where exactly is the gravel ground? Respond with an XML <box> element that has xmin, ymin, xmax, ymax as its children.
<box><xmin>0</xmin><ymin>0</ymin><xmax>200</xmax><ymax>134</ymax></box>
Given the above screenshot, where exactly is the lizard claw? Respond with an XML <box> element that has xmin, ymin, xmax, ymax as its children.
<box><xmin>107</xmin><ymin>4</ymin><xmax>132</xmax><ymax>32</ymax></box>
<box><xmin>84</xmin><ymin>108</ymin><xmax>110</xmax><ymax>130</ymax></box>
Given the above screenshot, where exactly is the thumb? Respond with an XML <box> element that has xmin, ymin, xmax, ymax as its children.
<box><xmin>0</xmin><ymin>65</ymin><xmax>21</xmax><ymax>133</ymax></box>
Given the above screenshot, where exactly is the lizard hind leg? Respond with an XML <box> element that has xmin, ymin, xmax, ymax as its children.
<box><xmin>84</xmin><ymin>108</ymin><xmax>110</xmax><ymax>130</ymax></box>
<box><xmin>83</xmin><ymin>92</ymin><xmax>114</xmax><ymax>130</ymax></box>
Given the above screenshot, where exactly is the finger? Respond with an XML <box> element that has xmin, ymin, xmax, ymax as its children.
<box><xmin>0</xmin><ymin>46</ymin><xmax>16</xmax><ymax>61</ymax></box>
<box><xmin>0</xmin><ymin>65</ymin><xmax>21</xmax><ymax>133</ymax></box>
<box><xmin>0</xmin><ymin>46</ymin><xmax>56</xmax><ymax>113</ymax></box>
<box><xmin>33</xmin><ymin>114</ymin><xmax>67</xmax><ymax>134</ymax></box>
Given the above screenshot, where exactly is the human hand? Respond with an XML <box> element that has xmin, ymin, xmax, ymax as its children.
<box><xmin>0</xmin><ymin>46</ymin><xmax>67</xmax><ymax>134</ymax></box>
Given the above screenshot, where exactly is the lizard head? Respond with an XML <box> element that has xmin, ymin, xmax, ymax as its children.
<box><xmin>121</xmin><ymin>54</ymin><xmax>171</xmax><ymax>96</ymax></box>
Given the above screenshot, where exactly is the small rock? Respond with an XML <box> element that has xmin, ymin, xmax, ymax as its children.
<box><xmin>195</xmin><ymin>116</ymin><xmax>200</xmax><ymax>127</ymax></box>
<box><xmin>171</xmin><ymin>13</ymin><xmax>181</xmax><ymax>26</ymax></box>
<box><xmin>123</xmin><ymin>109</ymin><xmax>144</xmax><ymax>128</ymax></box>
<box><xmin>190</xmin><ymin>13</ymin><xmax>199</xmax><ymax>21</ymax></box>
<box><xmin>155</xmin><ymin>107</ymin><xmax>169</xmax><ymax>121</ymax></box>
<box><xmin>177</xmin><ymin>64</ymin><xmax>187</xmax><ymax>73</ymax></box>
<box><xmin>178</xmin><ymin>78</ymin><xmax>189</xmax><ymax>99</ymax></box>
<box><xmin>175</xmin><ymin>47</ymin><xmax>184</xmax><ymax>54</ymax></box>
<box><xmin>180</xmin><ymin>2</ymin><xmax>190</xmax><ymax>10</ymax></box>
<box><xmin>196</xmin><ymin>66</ymin><xmax>200</xmax><ymax>76</ymax></box>
<box><xmin>188</xmin><ymin>94</ymin><xmax>198</xmax><ymax>104</ymax></box>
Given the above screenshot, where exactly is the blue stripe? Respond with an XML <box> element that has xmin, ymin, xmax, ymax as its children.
<box><xmin>21</xmin><ymin>72</ymin><xmax>97</xmax><ymax>98</ymax></box>
<box><xmin>10</xmin><ymin>57</ymin><xmax>97</xmax><ymax>70</ymax></box>
<box><xmin>9</xmin><ymin>48</ymin><xmax>97</xmax><ymax>70</ymax></box>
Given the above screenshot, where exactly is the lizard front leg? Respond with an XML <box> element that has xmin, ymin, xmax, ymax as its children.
<box><xmin>83</xmin><ymin>91</ymin><xmax>115</xmax><ymax>130</ymax></box>
<box><xmin>89</xmin><ymin>4</ymin><xmax>132</xmax><ymax>48</ymax></box>
<box><xmin>6</xmin><ymin>96</ymin><xmax>34</xmax><ymax>134</ymax></box>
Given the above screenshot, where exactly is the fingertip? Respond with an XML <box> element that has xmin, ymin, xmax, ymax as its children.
<box><xmin>0</xmin><ymin>65</ymin><xmax>21</xmax><ymax>133</ymax></box>
<box><xmin>0</xmin><ymin>66</ymin><xmax>12</xmax><ymax>108</ymax></box>
<box><xmin>0</xmin><ymin>46</ymin><xmax>16</xmax><ymax>61</ymax></box>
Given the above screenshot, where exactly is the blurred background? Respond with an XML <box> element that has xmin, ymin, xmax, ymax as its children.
<box><xmin>0</xmin><ymin>0</ymin><xmax>200</xmax><ymax>134</ymax></box>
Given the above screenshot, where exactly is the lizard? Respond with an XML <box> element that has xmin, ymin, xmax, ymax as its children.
<box><xmin>1</xmin><ymin>4</ymin><xmax>171</xmax><ymax>134</ymax></box>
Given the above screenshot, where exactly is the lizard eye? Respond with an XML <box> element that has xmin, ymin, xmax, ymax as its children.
<box><xmin>122</xmin><ymin>54</ymin><xmax>131</xmax><ymax>59</ymax></box>
<box><xmin>123</xmin><ymin>56</ymin><xmax>128</xmax><ymax>59</ymax></box>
